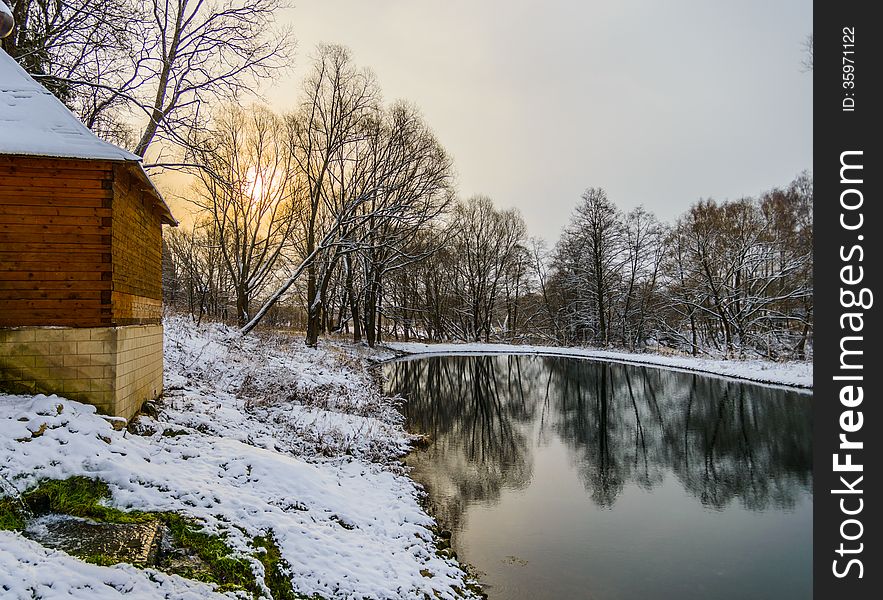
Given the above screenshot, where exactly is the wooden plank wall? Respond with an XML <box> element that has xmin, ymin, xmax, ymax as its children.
<box><xmin>0</xmin><ymin>156</ymin><xmax>114</xmax><ymax>327</ymax></box>
<box><xmin>110</xmin><ymin>165</ymin><xmax>163</xmax><ymax>324</ymax></box>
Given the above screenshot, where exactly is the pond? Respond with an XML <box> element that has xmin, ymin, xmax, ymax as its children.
<box><xmin>383</xmin><ymin>354</ymin><xmax>812</xmax><ymax>600</ymax></box>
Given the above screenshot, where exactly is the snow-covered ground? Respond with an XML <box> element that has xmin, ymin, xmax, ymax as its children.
<box><xmin>0</xmin><ymin>321</ymin><xmax>812</xmax><ymax>599</ymax></box>
<box><xmin>383</xmin><ymin>341</ymin><xmax>812</xmax><ymax>389</ymax></box>
<box><xmin>0</xmin><ymin>317</ymin><xmax>479</xmax><ymax>600</ymax></box>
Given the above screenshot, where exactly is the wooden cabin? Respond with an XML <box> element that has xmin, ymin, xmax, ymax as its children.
<box><xmin>0</xmin><ymin>48</ymin><xmax>176</xmax><ymax>420</ymax></box>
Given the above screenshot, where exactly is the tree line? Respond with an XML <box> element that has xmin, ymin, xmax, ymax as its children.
<box><xmin>161</xmin><ymin>43</ymin><xmax>812</xmax><ymax>360</ymax></box>
<box><xmin>163</xmin><ymin>44</ymin><xmax>456</xmax><ymax>347</ymax></box>
<box><xmin>165</xmin><ymin>97</ymin><xmax>812</xmax><ymax>361</ymax></box>
<box><xmin>369</xmin><ymin>172</ymin><xmax>812</xmax><ymax>359</ymax></box>
<box><xmin>541</xmin><ymin>175</ymin><xmax>813</xmax><ymax>359</ymax></box>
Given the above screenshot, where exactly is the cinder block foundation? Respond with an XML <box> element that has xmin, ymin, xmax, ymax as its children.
<box><xmin>0</xmin><ymin>324</ymin><xmax>163</xmax><ymax>420</ymax></box>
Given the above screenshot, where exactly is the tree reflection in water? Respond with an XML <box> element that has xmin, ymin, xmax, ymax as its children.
<box><xmin>387</xmin><ymin>355</ymin><xmax>811</xmax><ymax>530</ymax></box>
<box><xmin>391</xmin><ymin>355</ymin><xmax>538</xmax><ymax>532</ymax></box>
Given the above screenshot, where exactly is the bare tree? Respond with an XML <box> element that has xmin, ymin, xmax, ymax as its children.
<box><xmin>134</xmin><ymin>0</ymin><xmax>291</xmax><ymax>157</ymax></box>
<box><xmin>659</xmin><ymin>222</ymin><xmax>701</xmax><ymax>355</ymax></box>
<box><xmin>618</xmin><ymin>207</ymin><xmax>665</xmax><ymax>350</ymax></box>
<box><xmin>757</xmin><ymin>173</ymin><xmax>813</xmax><ymax>358</ymax></box>
<box><xmin>2</xmin><ymin>0</ymin><xmax>291</xmax><ymax>155</ymax></box>
<box><xmin>659</xmin><ymin>187</ymin><xmax>811</xmax><ymax>359</ymax></box>
<box><xmin>388</xmin><ymin>225</ymin><xmax>458</xmax><ymax>341</ymax></box>
<box><xmin>528</xmin><ymin>238</ymin><xmax>561</xmax><ymax>341</ymax></box>
<box><xmin>553</xmin><ymin>188</ymin><xmax>622</xmax><ymax>345</ymax></box>
<box><xmin>448</xmin><ymin>196</ymin><xmax>527</xmax><ymax>342</ymax></box>
<box><xmin>240</xmin><ymin>47</ymin><xmax>454</xmax><ymax>346</ymax></box>
<box><xmin>164</xmin><ymin>217</ymin><xmax>230</xmax><ymax>322</ymax></box>
<box><xmin>284</xmin><ymin>44</ymin><xmax>379</xmax><ymax>346</ymax></box>
<box><xmin>356</xmin><ymin>102</ymin><xmax>454</xmax><ymax>346</ymax></box>
<box><xmin>187</xmin><ymin>104</ymin><xmax>300</xmax><ymax>326</ymax></box>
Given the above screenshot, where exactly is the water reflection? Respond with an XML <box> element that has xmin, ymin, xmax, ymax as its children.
<box><xmin>391</xmin><ymin>355</ymin><xmax>535</xmax><ymax>533</ymax></box>
<box><xmin>388</xmin><ymin>354</ymin><xmax>811</xmax><ymax>525</ymax></box>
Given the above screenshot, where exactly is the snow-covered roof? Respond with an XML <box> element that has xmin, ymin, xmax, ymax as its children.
<box><xmin>0</xmin><ymin>48</ymin><xmax>177</xmax><ymax>225</ymax></box>
<box><xmin>0</xmin><ymin>48</ymin><xmax>140</xmax><ymax>161</ymax></box>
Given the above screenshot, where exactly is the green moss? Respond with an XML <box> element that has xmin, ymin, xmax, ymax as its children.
<box><xmin>254</xmin><ymin>532</ymin><xmax>319</xmax><ymax>600</ymax></box>
<box><xmin>20</xmin><ymin>477</ymin><xmax>152</xmax><ymax>525</ymax></box>
<box><xmin>2</xmin><ymin>477</ymin><xmax>328</xmax><ymax>599</ymax></box>
<box><xmin>1</xmin><ymin>477</ymin><xmax>151</xmax><ymax>531</ymax></box>
<box><xmin>82</xmin><ymin>553</ymin><xmax>123</xmax><ymax>567</ymax></box>
<box><xmin>0</xmin><ymin>497</ymin><xmax>26</xmax><ymax>530</ymax></box>
<box><xmin>163</xmin><ymin>512</ymin><xmax>259</xmax><ymax>596</ymax></box>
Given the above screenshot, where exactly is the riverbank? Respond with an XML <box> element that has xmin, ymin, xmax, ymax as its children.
<box><xmin>382</xmin><ymin>342</ymin><xmax>812</xmax><ymax>389</ymax></box>
<box><xmin>0</xmin><ymin>317</ymin><xmax>481</xmax><ymax>599</ymax></box>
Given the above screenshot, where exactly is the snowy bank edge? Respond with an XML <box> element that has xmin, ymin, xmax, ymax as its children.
<box><xmin>381</xmin><ymin>342</ymin><xmax>812</xmax><ymax>392</ymax></box>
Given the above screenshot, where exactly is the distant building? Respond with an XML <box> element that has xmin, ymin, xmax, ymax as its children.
<box><xmin>0</xmin><ymin>48</ymin><xmax>176</xmax><ymax>420</ymax></box>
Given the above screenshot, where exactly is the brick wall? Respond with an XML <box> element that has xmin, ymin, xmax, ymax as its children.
<box><xmin>0</xmin><ymin>324</ymin><xmax>163</xmax><ymax>420</ymax></box>
<box><xmin>113</xmin><ymin>325</ymin><xmax>163</xmax><ymax>419</ymax></box>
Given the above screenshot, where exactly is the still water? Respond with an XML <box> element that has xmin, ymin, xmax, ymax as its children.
<box><xmin>383</xmin><ymin>355</ymin><xmax>812</xmax><ymax>600</ymax></box>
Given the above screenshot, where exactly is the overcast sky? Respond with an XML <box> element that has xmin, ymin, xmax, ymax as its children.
<box><xmin>264</xmin><ymin>0</ymin><xmax>812</xmax><ymax>242</ymax></box>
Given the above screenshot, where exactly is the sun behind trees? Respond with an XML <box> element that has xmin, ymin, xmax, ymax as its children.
<box><xmin>162</xmin><ymin>43</ymin><xmax>812</xmax><ymax>360</ymax></box>
<box><xmin>164</xmin><ymin>44</ymin><xmax>455</xmax><ymax>344</ymax></box>
<box><xmin>186</xmin><ymin>105</ymin><xmax>299</xmax><ymax>327</ymax></box>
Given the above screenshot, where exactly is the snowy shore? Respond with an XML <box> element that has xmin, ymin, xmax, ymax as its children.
<box><xmin>0</xmin><ymin>318</ymin><xmax>480</xmax><ymax>599</ymax></box>
<box><xmin>383</xmin><ymin>341</ymin><xmax>813</xmax><ymax>390</ymax></box>
<box><xmin>0</xmin><ymin>320</ymin><xmax>813</xmax><ymax>598</ymax></box>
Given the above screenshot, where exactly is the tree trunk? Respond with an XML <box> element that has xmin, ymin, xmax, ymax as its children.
<box><xmin>134</xmin><ymin>6</ymin><xmax>184</xmax><ymax>157</ymax></box>
<box><xmin>236</xmin><ymin>287</ymin><xmax>249</xmax><ymax>327</ymax></box>
<box><xmin>364</xmin><ymin>273</ymin><xmax>378</xmax><ymax>347</ymax></box>
<box><xmin>375</xmin><ymin>272</ymin><xmax>383</xmax><ymax>345</ymax></box>
<box><xmin>305</xmin><ymin>261</ymin><xmax>319</xmax><ymax>347</ymax></box>
<box><xmin>345</xmin><ymin>254</ymin><xmax>362</xmax><ymax>342</ymax></box>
